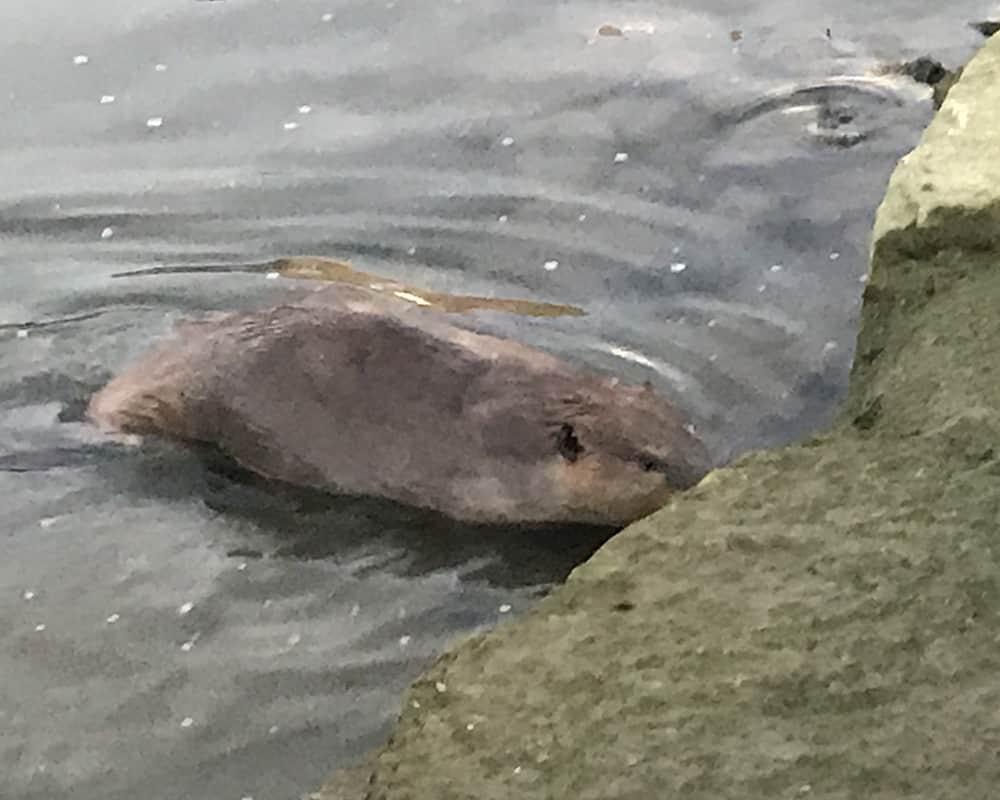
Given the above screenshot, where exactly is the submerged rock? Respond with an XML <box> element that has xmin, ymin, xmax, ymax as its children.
<box><xmin>315</xmin><ymin>31</ymin><xmax>1000</xmax><ymax>800</ymax></box>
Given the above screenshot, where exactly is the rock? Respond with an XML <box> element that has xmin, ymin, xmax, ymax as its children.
<box><xmin>314</xmin><ymin>32</ymin><xmax>1000</xmax><ymax>800</ymax></box>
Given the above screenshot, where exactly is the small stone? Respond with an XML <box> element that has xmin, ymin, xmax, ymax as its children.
<box><xmin>669</xmin><ymin>262</ymin><xmax>687</xmax><ymax>273</ymax></box>
<box><xmin>100</xmin><ymin>95</ymin><xmax>116</xmax><ymax>104</ymax></box>
<box><xmin>101</xmin><ymin>227</ymin><xmax>114</xmax><ymax>240</ymax></box>
<box><xmin>435</xmin><ymin>681</ymin><xmax>447</xmax><ymax>693</ymax></box>
<box><xmin>543</xmin><ymin>260</ymin><xmax>559</xmax><ymax>272</ymax></box>
<box><xmin>146</xmin><ymin>116</ymin><xmax>164</xmax><ymax>129</ymax></box>
<box><xmin>180</xmin><ymin>717</ymin><xmax>194</xmax><ymax>728</ymax></box>
<box><xmin>73</xmin><ymin>55</ymin><xmax>89</xmax><ymax>65</ymax></box>
<box><xmin>106</xmin><ymin>613</ymin><xmax>120</xmax><ymax>624</ymax></box>
<box><xmin>178</xmin><ymin>601</ymin><xmax>194</xmax><ymax>616</ymax></box>
<box><xmin>613</xmin><ymin>152</ymin><xmax>629</xmax><ymax>163</ymax></box>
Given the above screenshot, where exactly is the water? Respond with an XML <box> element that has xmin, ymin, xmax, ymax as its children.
<box><xmin>0</xmin><ymin>2</ymin><xmax>988</xmax><ymax>798</ymax></box>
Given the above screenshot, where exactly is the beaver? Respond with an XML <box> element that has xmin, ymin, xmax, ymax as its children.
<box><xmin>88</xmin><ymin>285</ymin><xmax>711</xmax><ymax>526</ymax></box>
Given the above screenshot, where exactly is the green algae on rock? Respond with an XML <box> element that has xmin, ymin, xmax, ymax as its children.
<box><xmin>314</xmin><ymin>32</ymin><xmax>1000</xmax><ymax>800</ymax></box>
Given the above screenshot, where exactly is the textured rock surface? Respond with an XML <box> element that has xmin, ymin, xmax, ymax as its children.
<box><xmin>315</xmin><ymin>34</ymin><xmax>1000</xmax><ymax>800</ymax></box>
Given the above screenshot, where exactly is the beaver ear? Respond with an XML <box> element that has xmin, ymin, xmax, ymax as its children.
<box><xmin>555</xmin><ymin>423</ymin><xmax>585</xmax><ymax>463</ymax></box>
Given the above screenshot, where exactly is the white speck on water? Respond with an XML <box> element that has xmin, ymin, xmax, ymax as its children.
<box><xmin>297</xmin><ymin>104</ymin><xmax>312</xmax><ymax>114</ymax></box>
<box><xmin>798</xmin><ymin>786</ymin><xmax>812</xmax><ymax>795</ymax></box>
<box><xmin>684</xmin><ymin>423</ymin><xmax>697</xmax><ymax>435</ymax></box>
<box><xmin>543</xmin><ymin>260</ymin><xmax>559</xmax><ymax>272</ymax></box>
<box><xmin>35</xmin><ymin>624</ymin><xmax>46</xmax><ymax>632</ymax></box>
<box><xmin>499</xmin><ymin>604</ymin><xmax>512</xmax><ymax>613</ymax></box>
<box><xmin>236</xmin><ymin>562</ymin><xmax>248</xmax><ymax>571</ymax></box>
<box><xmin>466</xmin><ymin>723</ymin><xmax>475</xmax><ymax>731</ymax></box>
<box><xmin>822</xmin><ymin>340</ymin><xmax>839</xmax><ymax>353</ymax></box>
<box><xmin>497</xmin><ymin>214</ymin><xmax>508</xmax><ymax>223</ymax></box>
<box><xmin>858</xmin><ymin>274</ymin><xmax>869</xmax><ymax>284</ymax></box>
<box><xmin>513</xmin><ymin>766</ymin><xmax>522</xmax><ymax>775</ymax></box>
<box><xmin>578</xmin><ymin>213</ymin><xmax>587</xmax><ymax>221</ymax></box>
<box><xmin>669</xmin><ymin>262</ymin><xmax>687</xmax><ymax>273</ymax></box>
<box><xmin>829</xmin><ymin>251</ymin><xmax>841</xmax><ymax>260</ymax></box>
<box><xmin>706</xmin><ymin>318</ymin><xmax>718</xmax><ymax>328</ymax></box>
<box><xmin>757</xmin><ymin>284</ymin><xmax>767</xmax><ymax>292</ymax></box>
<box><xmin>350</xmin><ymin>603</ymin><xmax>360</xmax><ymax>617</ymax></box>
<box><xmin>411</xmin><ymin>700</ymin><xmax>421</xmax><ymax>709</ymax></box>
<box><xmin>263</xmin><ymin>599</ymin><xmax>273</xmax><ymax>609</ymax></box>
<box><xmin>106</xmin><ymin>613</ymin><xmax>120</xmax><ymax>624</ymax></box>
<box><xmin>23</xmin><ymin>590</ymin><xmax>35</xmax><ymax>601</ymax></box>
<box><xmin>393</xmin><ymin>291</ymin><xmax>432</xmax><ymax>306</ymax></box>
<box><xmin>268</xmin><ymin>725</ymin><xmax>279</xmax><ymax>735</ymax></box>
<box><xmin>399</xmin><ymin>635</ymin><xmax>412</xmax><ymax>647</ymax></box>
<box><xmin>672</xmin><ymin>245</ymin><xmax>682</xmax><ymax>254</ymax></box>
<box><xmin>180</xmin><ymin>717</ymin><xmax>194</xmax><ymax>728</ymax></box>
<box><xmin>501</xmin><ymin>136</ymin><xmax>515</xmax><ymax>147</ymax></box>
<box><xmin>154</xmin><ymin>63</ymin><xmax>167</xmax><ymax>72</ymax></box>
<box><xmin>265</xmin><ymin>271</ymin><xmax>280</xmax><ymax>280</ymax></box>
<box><xmin>177</xmin><ymin>601</ymin><xmax>194</xmax><ymax>616</ymax></box>
<box><xmin>286</xmin><ymin>632</ymin><xmax>301</xmax><ymax>647</ymax></box>
<box><xmin>321</xmin><ymin>12</ymin><xmax>334</xmax><ymax>22</ymax></box>
<box><xmin>101</xmin><ymin>226</ymin><xmax>114</xmax><ymax>240</ymax></box>
<box><xmin>708</xmin><ymin>353</ymin><xmax>719</xmax><ymax>362</ymax></box>
<box><xmin>146</xmin><ymin>116</ymin><xmax>163</xmax><ymax>129</ymax></box>
<box><xmin>73</xmin><ymin>54</ymin><xmax>89</xmax><ymax>65</ymax></box>
<box><xmin>435</xmin><ymin>681</ymin><xmax>447</xmax><ymax>693</ymax></box>
<box><xmin>39</xmin><ymin>517</ymin><xmax>57</xmax><ymax>528</ymax></box>
<box><xmin>283</xmin><ymin>121</ymin><xmax>299</xmax><ymax>131</ymax></box>
<box><xmin>397</xmin><ymin>607</ymin><xmax>407</xmax><ymax>619</ymax></box>
<box><xmin>609</xmin><ymin>346</ymin><xmax>657</xmax><ymax>370</ymax></box>
<box><xmin>242</xmin><ymin>796</ymin><xmax>254</xmax><ymax>800</ymax></box>
<box><xmin>770</xmin><ymin>264</ymin><xmax>783</xmax><ymax>272</ymax></box>
<box><xmin>100</xmin><ymin>95</ymin><xmax>115</xmax><ymax>104</ymax></box>
<box><xmin>16</xmin><ymin>329</ymin><xmax>28</xmax><ymax>339</ymax></box>
<box><xmin>180</xmin><ymin>640</ymin><xmax>194</xmax><ymax>652</ymax></box>
<box><xmin>406</xmin><ymin>246</ymin><xmax>416</xmax><ymax>255</ymax></box>
<box><xmin>613</xmin><ymin>152</ymin><xmax>629</xmax><ymax>163</ymax></box>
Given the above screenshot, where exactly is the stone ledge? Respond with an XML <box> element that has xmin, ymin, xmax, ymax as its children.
<box><xmin>315</xmin><ymin>32</ymin><xmax>1000</xmax><ymax>800</ymax></box>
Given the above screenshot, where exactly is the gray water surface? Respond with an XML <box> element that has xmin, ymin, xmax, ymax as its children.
<box><xmin>0</xmin><ymin>2</ymin><xmax>989</xmax><ymax>799</ymax></box>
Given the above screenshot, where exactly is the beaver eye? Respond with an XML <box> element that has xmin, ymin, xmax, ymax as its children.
<box><xmin>639</xmin><ymin>455</ymin><xmax>664</xmax><ymax>473</ymax></box>
<box><xmin>555</xmin><ymin>423</ymin><xmax>584</xmax><ymax>463</ymax></box>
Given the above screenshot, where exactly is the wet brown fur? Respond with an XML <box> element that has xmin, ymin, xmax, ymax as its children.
<box><xmin>88</xmin><ymin>286</ymin><xmax>710</xmax><ymax>526</ymax></box>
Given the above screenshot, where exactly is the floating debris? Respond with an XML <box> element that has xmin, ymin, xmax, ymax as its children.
<box><xmin>321</xmin><ymin>12</ymin><xmax>334</xmax><ymax>22</ymax></box>
<box><xmin>500</xmin><ymin>136</ymin><xmax>515</xmax><ymax>147</ymax></box>
<box><xmin>399</xmin><ymin>635</ymin><xmax>412</xmax><ymax>647</ymax></box>
<box><xmin>730</xmin><ymin>29</ymin><xmax>743</xmax><ymax>42</ymax></box>
<box><xmin>297</xmin><ymin>104</ymin><xmax>312</xmax><ymax>114</ymax></box>
<box><xmin>23</xmin><ymin>590</ymin><xmax>35</xmax><ymax>601</ymax></box>
<box><xmin>268</xmin><ymin>725</ymin><xmax>279</xmax><ymax>735</ymax></box>
<box><xmin>513</xmin><ymin>766</ymin><xmax>522</xmax><ymax>775</ymax></box>
<box><xmin>16</xmin><ymin>330</ymin><xmax>28</xmax><ymax>339</ymax></box>
<box><xmin>829</xmin><ymin>251</ymin><xmax>841</xmax><ymax>260</ymax></box>
<box><xmin>406</xmin><ymin>246</ymin><xmax>417</xmax><ymax>256</ymax></box>
<box><xmin>543</xmin><ymin>260</ymin><xmax>559</xmax><ymax>272</ymax></box>
<box><xmin>101</xmin><ymin>227</ymin><xmax>114</xmax><ymax>240</ymax></box>
<box><xmin>39</xmin><ymin>517</ymin><xmax>57</xmax><ymax>528</ymax></box>
<box><xmin>597</xmin><ymin>24</ymin><xmax>624</xmax><ymax>37</ymax></box>
<box><xmin>286</xmin><ymin>632</ymin><xmax>301</xmax><ymax>647</ymax></box>
<box><xmin>283</xmin><ymin>121</ymin><xmax>299</xmax><ymax>131</ymax></box>
<box><xmin>177</xmin><ymin>601</ymin><xmax>194</xmax><ymax>616</ymax></box>
<box><xmin>180</xmin><ymin>640</ymin><xmax>194</xmax><ymax>652</ymax></box>
<box><xmin>770</xmin><ymin>264</ymin><xmax>783</xmax><ymax>272</ymax></box>
<box><xmin>499</xmin><ymin>604</ymin><xmax>512</xmax><ymax>613</ymax></box>
<box><xmin>236</xmin><ymin>562</ymin><xmax>248</xmax><ymax>571</ymax></box>
<box><xmin>146</xmin><ymin>116</ymin><xmax>164</xmax><ymax>129</ymax></box>
<box><xmin>100</xmin><ymin>95</ymin><xmax>116</xmax><ymax>104</ymax></box>
<box><xmin>578</xmin><ymin>213</ymin><xmax>587</xmax><ymax>221</ymax></box>
<box><xmin>154</xmin><ymin>63</ymin><xmax>168</xmax><ymax>72</ymax></box>
<box><xmin>613</xmin><ymin>152</ymin><xmax>629</xmax><ymax>163</ymax></box>
<box><xmin>466</xmin><ymin>722</ymin><xmax>475</xmax><ymax>731</ymax></box>
<box><xmin>350</xmin><ymin>603</ymin><xmax>360</xmax><ymax>617</ymax></box>
<box><xmin>180</xmin><ymin>717</ymin><xmax>194</xmax><ymax>728</ymax></box>
<box><xmin>106</xmin><ymin>613</ymin><xmax>120</xmax><ymax>624</ymax></box>
<box><xmin>35</xmin><ymin>624</ymin><xmax>46</xmax><ymax>632</ymax></box>
<box><xmin>73</xmin><ymin>54</ymin><xmax>89</xmax><ymax>65</ymax></box>
<box><xmin>265</xmin><ymin>272</ymin><xmax>280</xmax><ymax>280</ymax></box>
<box><xmin>497</xmin><ymin>214</ymin><xmax>508</xmax><ymax>223</ymax></box>
<box><xmin>707</xmin><ymin>319</ymin><xmax>718</xmax><ymax>328</ymax></box>
<box><xmin>435</xmin><ymin>681</ymin><xmax>447</xmax><ymax>693</ymax></box>
<box><xmin>669</xmin><ymin>262</ymin><xmax>687</xmax><ymax>273</ymax></box>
